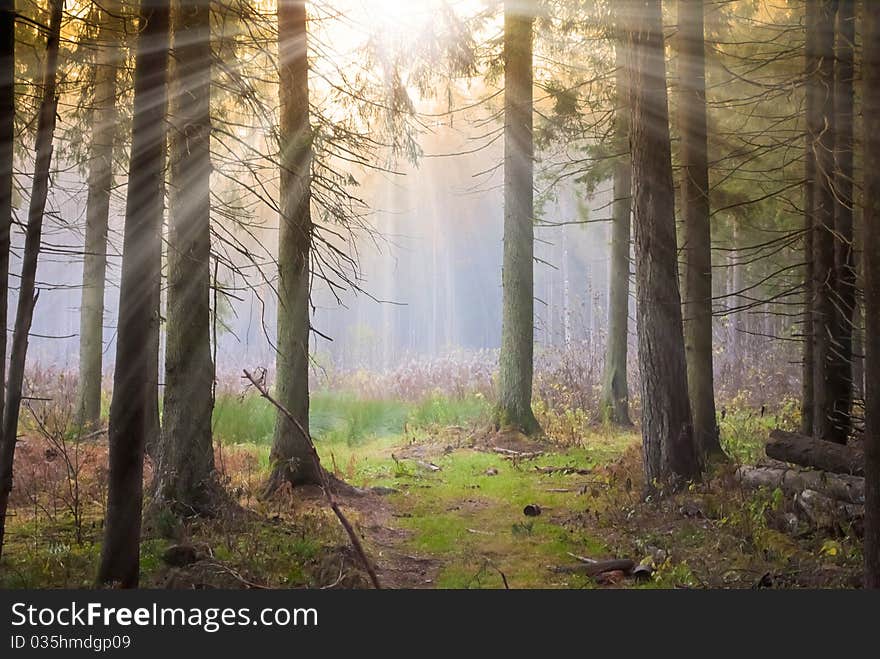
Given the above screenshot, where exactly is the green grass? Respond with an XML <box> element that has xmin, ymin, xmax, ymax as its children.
<box><xmin>212</xmin><ymin>394</ymin><xmax>277</xmax><ymax>445</ymax></box>
<box><xmin>718</xmin><ymin>399</ymin><xmax>799</xmax><ymax>464</ymax></box>
<box><xmin>212</xmin><ymin>391</ymin><xmax>490</xmax><ymax>448</ymax></box>
<box><xmin>408</xmin><ymin>394</ymin><xmax>490</xmax><ymax>428</ymax></box>
<box><xmin>311</xmin><ymin>428</ymin><xmax>638</xmax><ymax>588</ymax></box>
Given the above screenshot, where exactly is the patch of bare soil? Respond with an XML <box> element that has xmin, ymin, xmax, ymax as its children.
<box><xmin>336</xmin><ymin>489</ymin><xmax>442</xmax><ymax>589</ymax></box>
<box><xmin>469</xmin><ymin>427</ymin><xmax>545</xmax><ymax>454</ymax></box>
<box><xmin>285</xmin><ymin>483</ymin><xmax>441</xmax><ymax>589</ymax></box>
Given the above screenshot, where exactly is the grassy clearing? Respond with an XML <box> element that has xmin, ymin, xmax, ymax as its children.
<box><xmin>212</xmin><ymin>391</ymin><xmax>491</xmax><ymax>447</ymax></box>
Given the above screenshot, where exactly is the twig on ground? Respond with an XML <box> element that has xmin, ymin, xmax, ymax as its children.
<box><xmin>205</xmin><ymin>560</ymin><xmax>270</xmax><ymax>590</ymax></box>
<box><xmin>535</xmin><ymin>465</ymin><xmax>592</xmax><ymax>476</ymax></box>
<box><xmin>566</xmin><ymin>551</ymin><xmax>597</xmax><ymax>564</ymax></box>
<box><xmin>492</xmin><ymin>447</ymin><xmax>544</xmax><ymax>460</ymax></box>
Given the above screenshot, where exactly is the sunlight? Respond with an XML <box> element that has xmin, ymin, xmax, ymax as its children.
<box><xmin>1</xmin><ymin>0</ymin><xmax>876</xmax><ymax>604</ymax></box>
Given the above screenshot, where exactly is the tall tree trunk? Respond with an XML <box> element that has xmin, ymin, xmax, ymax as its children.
<box><xmin>801</xmin><ymin>0</ymin><xmax>818</xmax><ymax>436</ymax></box>
<box><xmin>812</xmin><ymin>0</ymin><xmax>847</xmax><ymax>443</ymax></box>
<box><xmin>729</xmin><ymin>222</ymin><xmax>744</xmax><ymax>360</ymax></box>
<box><xmin>77</xmin><ymin>0</ymin><xmax>122</xmax><ymax>429</ymax></box>
<box><xmin>678</xmin><ymin>0</ymin><xmax>721</xmax><ymax>458</ymax></box>
<box><xmin>852</xmin><ymin>251</ymin><xmax>864</xmax><ymax>399</ymax></box>
<box><xmin>832</xmin><ymin>0</ymin><xmax>855</xmax><ymax>439</ymax></box>
<box><xmin>266</xmin><ymin>0</ymin><xmax>321</xmax><ymax>490</ymax></box>
<box><xmin>98</xmin><ymin>0</ymin><xmax>170</xmax><ymax>587</ymax></box>
<box><xmin>629</xmin><ymin>0</ymin><xmax>700</xmax><ymax>486</ymax></box>
<box><xmin>601</xmin><ymin>35</ymin><xmax>632</xmax><ymax>427</ymax></box>
<box><xmin>0</xmin><ymin>0</ymin><xmax>15</xmax><ymax>549</ymax></box>
<box><xmin>0</xmin><ymin>0</ymin><xmax>63</xmax><ymax>561</ymax></box>
<box><xmin>862</xmin><ymin>0</ymin><xmax>880</xmax><ymax>590</ymax></box>
<box><xmin>495</xmin><ymin>0</ymin><xmax>540</xmax><ymax>435</ymax></box>
<box><xmin>155</xmin><ymin>0</ymin><xmax>216</xmax><ymax>513</ymax></box>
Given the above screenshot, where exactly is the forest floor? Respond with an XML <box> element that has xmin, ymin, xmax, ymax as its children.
<box><xmin>307</xmin><ymin>423</ymin><xmax>863</xmax><ymax>589</ymax></box>
<box><xmin>0</xmin><ymin>391</ymin><xmax>866</xmax><ymax>589</ymax></box>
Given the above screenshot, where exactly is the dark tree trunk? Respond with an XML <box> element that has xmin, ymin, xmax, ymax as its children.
<box><xmin>98</xmin><ymin>0</ymin><xmax>170</xmax><ymax>587</ymax></box>
<box><xmin>629</xmin><ymin>0</ymin><xmax>700</xmax><ymax>486</ymax></box>
<box><xmin>495</xmin><ymin>0</ymin><xmax>540</xmax><ymax>435</ymax></box>
<box><xmin>267</xmin><ymin>0</ymin><xmax>321</xmax><ymax>490</ymax></box>
<box><xmin>155</xmin><ymin>0</ymin><xmax>216</xmax><ymax>513</ymax></box>
<box><xmin>831</xmin><ymin>0</ymin><xmax>855</xmax><ymax>439</ymax></box>
<box><xmin>811</xmin><ymin>0</ymin><xmax>847</xmax><ymax>444</ymax></box>
<box><xmin>678</xmin><ymin>0</ymin><xmax>721</xmax><ymax>458</ymax></box>
<box><xmin>852</xmin><ymin>253</ymin><xmax>864</xmax><ymax>399</ymax></box>
<box><xmin>863</xmin><ymin>0</ymin><xmax>880</xmax><ymax>590</ymax></box>
<box><xmin>0</xmin><ymin>0</ymin><xmax>63</xmax><ymax>561</ymax></box>
<box><xmin>801</xmin><ymin>0</ymin><xmax>818</xmax><ymax>437</ymax></box>
<box><xmin>0</xmin><ymin>0</ymin><xmax>14</xmax><ymax>557</ymax></box>
<box><xmin>601</xmin><ymin>35</ymin><xmax>633</xmax><ymax>427</ymax></box>
<box><xmin>77</xmin><ymin>0</ymin><xmax>122</xmax><ymax>429</ymax></box>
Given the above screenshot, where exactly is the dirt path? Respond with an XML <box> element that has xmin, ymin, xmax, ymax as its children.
<box><xmin>342</xmin><ymin>491</ymin><xmax>443</xmax><ymax>589</ymax></box>
<box><xmin>330</xmin><ymin>429</ymin><xmax>630</xmax><ymax>589</ymax></box>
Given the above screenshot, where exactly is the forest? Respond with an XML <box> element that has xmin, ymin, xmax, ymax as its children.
<box><xmin>0</xmin><ymin>0</ymin><xmax>878</xmax><ymax>591</ymax></box>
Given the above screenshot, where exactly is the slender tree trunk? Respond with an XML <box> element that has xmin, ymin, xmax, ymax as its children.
<box><xmin>730</xmin><ymin>222</ymin><xmax>744</xmax><ymax>360</ymax></box>
<box><xmin>98</xmin><ymin>0</ymin><xmax>170</xmax><ymax>587</ymax></box>
<box><xmin>802</xmin><ymin>0</ymin><xmax>818</xmax><ymax>436</ymax></box>
<box><xmin>832</xmin><ymin>0</ymin><xmax>855</xmax><ymax>439</ymax></box>
<box><xmin>812</xmin><ymin>0</ymin><xmax>847</xmax><ymax>443</ymax></box>
<box><xmin>601</xmin><ymin>35</ymin><xmax>632</xmax><ymax>427</ymax></box>
<box><xmin>629</xmin><ymin>0</ymin><xmax>700</xmax><ymax>486</ymax></box>
<box><xmin>0</xmin><ymin>0</ymin><xmax>15</xmax><ymax>550</ymax></box>
<box><xmin>0</xmin><ymin>0</ymin><xmax>63</xmax><ymax>561</ymax></box>
<box><xmin>155</xmin><ymin>0</ymin><xmax>216</xmax><ymax>513</ymax></box>
<box><xmin>0</xmin><ymin>0</ymin><xmax>62</xmax><ymax>559</ymax></box>
<box><xmin>495</xmin><ymin>0</ymin><xmax>540</xmax><ymax>435</ymax></box>
<box><xmin>267</xmin><ymin>0</ymin><xmax>321</xmax><ymax>490</ymax></box>
<box><xmin>863</xmin><ymin>0</ymin><xmax>880</xmax><ymax>589</ymax></box>
<box><xmin>562</xmin><ymin>225</ymin><xmax>570</xmax><ymax>347</ymax></box>
<box><xmin>77</xmin><ymin>0</ymin><xmax>122</xmax><ymax>429</ymax></box>
<box><xmin>679</xmin><ymin>0</ymin><xmax>721</xmax><ymax>458</ymax></box>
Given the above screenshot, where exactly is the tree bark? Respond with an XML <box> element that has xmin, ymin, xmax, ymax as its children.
<box><xmin>98</xmin><ymin>0</ymin><xmax>170</xmax><ymax>587</ymax></box>
<box><xmin>862</xmin><ymin>0</ymin><xmax>880</xmax><ymax>590</ymax></box>
<box><xmin>267</xmin><ymin>0</ymin><xmax>322</xmax><ymax>490</ymax></box>
<box><xmin>629</xmin><ymin>0</ymin><xmax>700</xmax><ymax>486</ymax></box>
<box><xmin>729</xmin><ymin>221</ymin><xmax>745</xmax><ymax>359</ymax></box>
<box><xmin>678</xmin><ymin>0</ymin><xmax>721</xmax><ymax>458</ymax></box>
<box><xmin>0</xmin><ymin>0</ymin><xmax>63</xmax><ymax>562</ymax></box>
<box><xmin>801</xmin><ymin>0</ymin><xmax>818</xmax><ymax>437</ymax></box>
<box><xmin>601</xmin><ymin>35</ymin><xmax>633</xmax><ymax>427</ymax></box>
<box><xmin>495</xmin><ymin>0</ymin><xmax>540</xmax><ymax>435</ymax></box>
<box><xmin>77</xmin><ymin>0</ymin><xmax>122</xmax><ymax>429</ymax></box>
<box><xmin>795</xmin><ymin>489</ymin><xmax>863</xmax><ymax>529</ymax></box>
<box><xmin>811</xmin><ymin>0</ymin><xmax>847</xmax><ymax>443</ymax></box>
<box><xmin>831</xmin><ymin>0</ymin><xmax>855</xmax><ymax>440</ymax></box>
<box><xmin>766</xmin><ymin>429</ymin><xmax>863</xmax><ymax>476</ymax></box>
<box><xmin>0</xmin><ymin>0</ymin><xmax>15</xmax><ymax>556</ymax></box>
<box><xmin>736</xmin><ymin>465</ymin><xmax>863</xmax><ymax>504</ymax></box>
<box><xmin>154</xmin><ymin>0</ymin><xmax>216</xmax><ymax>513</ymax></box>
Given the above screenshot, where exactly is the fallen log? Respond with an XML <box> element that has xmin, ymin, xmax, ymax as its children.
<box><xmin>550</xmin><ymin>558</ymin><xmax>636</xmax><ymax>577</ymax></box>
<box><xmin>795</xmin><ymin>489</ymin><xmax>864</xmax><ymax>529</ymax></box>
<box><xmin>766</xmin><ymin>430</ymin><xmax>864</xmax><ymax>476</ymax></box>
<box><xmin>736</xmin><ymin>465</ymin><xmax>864</xmax><ymax>504</ymax></box>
